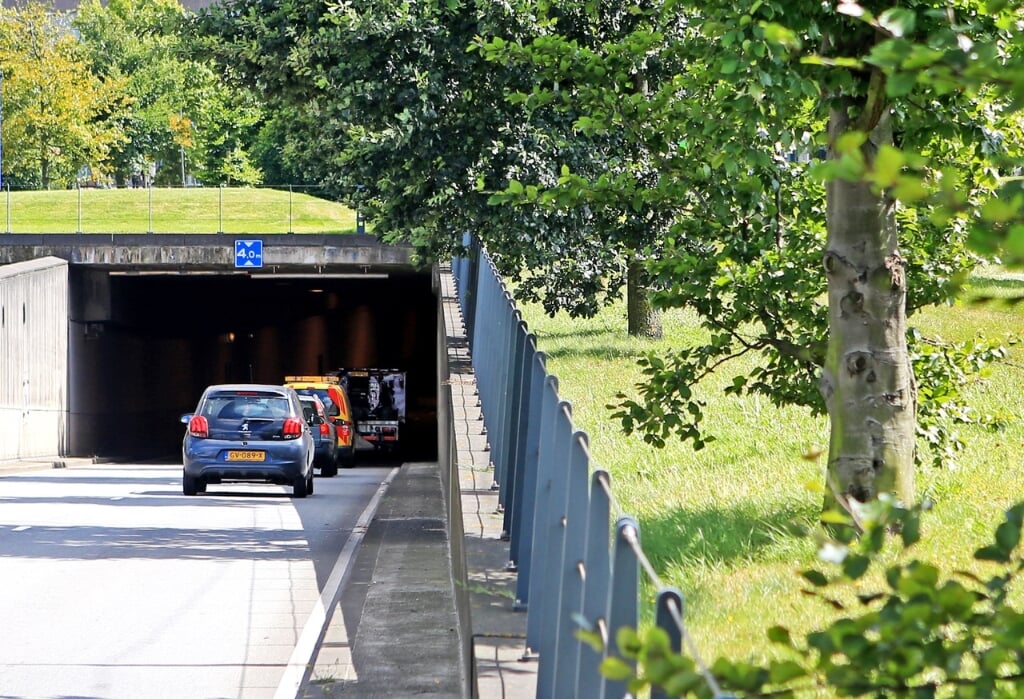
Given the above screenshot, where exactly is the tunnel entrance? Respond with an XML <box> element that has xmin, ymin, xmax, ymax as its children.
<box><xmin>69</xmin><ymin>269</ymin><xmax>438</xmax><ymax>462</ymax></box>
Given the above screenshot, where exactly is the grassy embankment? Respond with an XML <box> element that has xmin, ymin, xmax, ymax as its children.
<box><xmin>516</xmin><ymin>266</ymin><xmax>1024</xmax><ymax>679</ymax></box>
<box><xmin>0</xmin><ymin>186</ymin><xmax>357</xmax><ymax>234</ymax></box>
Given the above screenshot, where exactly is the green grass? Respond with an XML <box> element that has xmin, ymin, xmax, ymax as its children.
<box><xmin>516</xmin><ymin>266</ymin><xmax>1024</xmax><ymax>676</ymax></box>
<box><xmin>0</xmin><ymin>186</ymin><xmax>358</xmax><ymax>234</ymax></box>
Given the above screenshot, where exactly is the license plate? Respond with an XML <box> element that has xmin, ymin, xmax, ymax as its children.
<box><xmin>226</xmin><ymin>450</ymin><xmax>265</xmax><ymax>462</ymax></box>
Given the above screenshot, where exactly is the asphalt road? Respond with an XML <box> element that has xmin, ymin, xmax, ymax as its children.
<box><xmin>0</xmin><ymin>460</ymin><xmax>396</xmax><ymax>699</ymax></box>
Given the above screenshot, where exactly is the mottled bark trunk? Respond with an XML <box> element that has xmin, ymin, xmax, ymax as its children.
<box><xmin>626</xmin><ymin>259</ymin><xmax>662</xmax><ymax>339</ymax></box>
<box><xmin>820</xmin><ymin>107</ymin><xmax>916</xmax><ymax>514</ymax></box>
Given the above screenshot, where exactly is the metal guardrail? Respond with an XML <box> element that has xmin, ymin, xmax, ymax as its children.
<box><xmin>453</xmin><ymin>238</ymin><xmax>736</xmax><ymax>699</ymax></box>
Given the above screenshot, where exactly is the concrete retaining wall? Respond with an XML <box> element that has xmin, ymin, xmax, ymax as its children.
<box><xmin>0</xmin><ymin>257</ymin><xmax>70</xmax><ymax>460</ymax></box>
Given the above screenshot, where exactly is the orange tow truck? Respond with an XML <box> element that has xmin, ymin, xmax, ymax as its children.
<box><xmin>283</xmin><ymin>375</ymin><xmax>356</xmax><ymax>469</ymax></box>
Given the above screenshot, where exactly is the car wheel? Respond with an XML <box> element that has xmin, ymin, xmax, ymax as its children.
<box><xmin>308</xmin><ymin>470</ymin><xmax>314</xmax><ymax>495</ymax></box>
<box><xmin>293</xmin><ymin>472</ymin><xmax>308</xmax><ymax>498</ymax></box>
<box><xmin>321</xmin><ymin>460</ymin><xmax>338</xmax><ymax>478</ymax></box>
<box><xmin>183</xmin><ymin>472</ymin><xmax>201</xmax><ymax>496</ymax></box>
<box><xmin>341</xmin><ymin>453</ymin><xmax>356</xmax><ymax>469</ymax></box>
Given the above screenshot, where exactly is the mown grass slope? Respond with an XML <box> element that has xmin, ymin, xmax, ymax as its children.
<box><xmin>516</xmin><ymin>266</ymin><xmax>1024</xmax><ymax>672</ymax></box>
<box><xmin>0</xmin><ymin>186</ymin><xmax>357</xmax><ymax>234</ymax></box>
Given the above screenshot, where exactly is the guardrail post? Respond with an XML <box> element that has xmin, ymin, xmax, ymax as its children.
<box><xmin>505</xmin><ymin>336</ymin><xmax>539</xmax><ymax>554</ymax></box>
<box><xmin>652</xmin><ymin>588</ymin><xmax>685</xmax><ymax>699</ymax></box>
<box><xmin>550</xmin><ymin>429</ymin><xmax>592</xmax><ymax>699</ymax></box>
<box><xmin>485</xmin><ymin>294</ymin><xmax>515</xmax><ymax>487</ymax></box>
<box><xmin>76</xmin><ymin>183</ymin><xmax>82</xmax><ymax>234</ymax></box>
<box><xmin>531</xmin><ymin>399</ymin><xmax>573</xmax><ymax>696</ymax></box>
<box><xmin>602</xmin><ymin>516</ymin><xmax>640</xmax><ymax>699</ymax></box>
<box><xmin>522</xmin><ymin>379</ymin><xmax>562</xmax><ymax>647</ymax></box>
<box><xmin>472</xmin><ymin>258</ymin><xmax>498</xmax><ymax>410</ymax></box>
<box><xmin>148</xmin><ymin>184</ymin><xmax>154</xmax><ymax>234</ymax></box>
<box><xmin>578</xmin><ymin>469</ymin><xmax>612</xmax><ymax>698</ymax></box>
<box><xmin>512</xmin><ymin>361</ymin><xmax>550</xmax><ymax>613</ymax></box>
<box><xmin>460</xmin><ymin>236</ymin><xmax>481</xmax><ymax>342</ymax></box>
<box><xmin>497</xmin><ymin>323</ymin><xmax>528</xmax><ymax>538</ymax></box>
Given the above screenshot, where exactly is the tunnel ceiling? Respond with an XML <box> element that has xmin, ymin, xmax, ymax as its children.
<box><xmin>106</xmin><ymin>272</ymin><xmax>428</xmax><ymax>337</ymax></box>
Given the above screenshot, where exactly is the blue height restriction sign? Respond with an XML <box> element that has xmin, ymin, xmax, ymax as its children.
<box><xmin>235</xmin><ymin>239</ymin><xmax>263</xmax><ymax>269</ymax></box>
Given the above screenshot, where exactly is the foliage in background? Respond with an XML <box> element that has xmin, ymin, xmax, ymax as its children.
<box><xmin>194</xmin><ymin>0</ymin><xmax>684</xmax><ymax>326</ymax></box>
<box><xmin>0</xmin><ymin>0</ymin><xmax>270</xmax><ymax>189</ymax></box>
<box><xmin>0</xmin><ymin>3</ymin><xmax>126</xmax><ymax>188</ymax></box>
<box><xmin>73</xmin><ymin>0</ymin><xmax>266</xmax><ymax>187</ymax></box>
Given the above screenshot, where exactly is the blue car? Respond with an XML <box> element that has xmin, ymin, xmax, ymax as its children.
<box><xmin>298</xmin><ymin>394</ymin><xmax>340</xmax><ymax>477</ymax></box>
<box><xmin>181</xmin><ymin>384</ymin><xmax>315</xmax><ymax>497</ymax></box>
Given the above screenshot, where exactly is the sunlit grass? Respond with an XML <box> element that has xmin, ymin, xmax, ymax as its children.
<box><xmin>517</xmin><ymin>269</ymin><xmax>1024</xmax><ymax>672</ymax></box>
<box><xmin>0</xmin><ymin>186</ymin><xmax>358</xmax><ymax>234</ymax></box>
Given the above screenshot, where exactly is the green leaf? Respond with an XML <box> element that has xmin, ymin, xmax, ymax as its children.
<box><xmin>878</xmin><ymin>8</ymin><xmax>915</xmax><ymax>37</ymax></box>
<box><xmin>769</xmin><ymin>660</ymin><xmax>806</xmax><ymax>684</ymax></box>
<box><xmin>873</xmin><ymin>145</ymin><xmax>904</xmax><ymax>188</ymax></box>
<box><xmin>662</xmin><ymin>670</ymin><xmax>704</xmax><ymax>695</ymax></box>
<box><xmin>766</xmin><ymin>625</ymin><xmax>794</xmax><ymax>646</ymax></box>
<box><xmin>974</xmin><ymin>544</ymin><xmax>1007</xmax><ymax>564</ymax></box>
<box><xmin>802</xmin><ymin>569</ymin><xmax>829</xmax><ymax>587</ymax></box>
<box><xmin>600</xmin><ymin>656</ymin><xmax>635</xmax><ymax>681</ymax></box>
<box><xmin>616</xmin><ymin>626</ymin><xmax>642</xmax><ymax>656</ymax></box>
<box><xmin>842</xmin><ymin>554</ymin><xmax>871</xmax><ymax>580</ymax></box>
<box><xmin>995</xmin><ymin>520</ymin><xmax>1021</xmax><ymax>554</ymax></box>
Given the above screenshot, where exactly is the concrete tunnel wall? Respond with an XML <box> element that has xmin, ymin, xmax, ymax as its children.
<box><xmin>0</xmin><ymin>264</ymin><xmax>439</xmax><ymax>462</ymax></box>
<box><xmin>0</xmin><ymin>257</ymin><xmax>71</xmax><ymax>461</ymax></box>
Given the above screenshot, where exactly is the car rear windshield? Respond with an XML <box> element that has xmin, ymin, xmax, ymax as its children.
<box><xmin>295</xmin><ymin>388</ymin><xmax>336</xmax><ymax>414</ymax></box>
<box><xmin>299</xmin><ymin>398</ymin><xmax>319</xmax><ymax>420</ymax></box>
<box><xmin>202</xmin><ymin>392</ymin><xmax>291</xmax><ymax>420</ymax></box>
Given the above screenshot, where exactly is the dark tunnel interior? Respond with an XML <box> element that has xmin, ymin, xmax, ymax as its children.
<box><xmin>70</xmin><ymin>269</ymin><xmax>438</xmax><ymax>462</ymax></box>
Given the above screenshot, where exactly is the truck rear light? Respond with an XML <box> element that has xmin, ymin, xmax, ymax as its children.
<box><xmin>337</xmin><ymin>423</ymin><xmax>351</xmax><ymax>440</ymax></box>
<box><xmin>188</xmin><ymin>415</ymin><xmax>209</xmax><ymax>439</ymax></box>
<box><xmin>282</xmin><ymin>417</ymin><xmax>303</xmax><ymax>438</ymax></box>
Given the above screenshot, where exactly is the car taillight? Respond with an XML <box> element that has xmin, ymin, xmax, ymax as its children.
<box><xmin>319</xmin><ymin>422</ymin><xmax>330</xmax><ymax>436</ymax></box>
<box><xmin>282</xmin><ymin>417</ymin><xmax>303</xmax><ymax>439</ymax></box>
<box><xmin>188</xmin><ymin>415</ymin><xmax>209</xmax><ymax>439</ymax></box>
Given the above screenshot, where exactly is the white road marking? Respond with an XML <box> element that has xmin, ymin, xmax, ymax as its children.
<box><xmin>274</xmin><ymin>467</ymin><xmax>399</xmax><ymax>699</ymax></box>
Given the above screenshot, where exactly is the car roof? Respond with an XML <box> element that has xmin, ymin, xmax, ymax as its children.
<box><xmin>203</xmin><ymin>383</ymin><xmax>293</xmax><ymax>395</ymax></box>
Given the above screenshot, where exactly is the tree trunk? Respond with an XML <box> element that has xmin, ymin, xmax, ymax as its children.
<box><xmin>626</xmin><ymin>259</ymin><xmax>662</xmax><ymax>339</ymax></box>
<box><xmin>820</xmin><ymin>106</ymin><xmax>916</xmax><ymax>515</ymax></box>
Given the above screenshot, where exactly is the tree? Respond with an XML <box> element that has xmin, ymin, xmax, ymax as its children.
<box><xmin>480</xmin><ymin>1</ymin><xmax>1016</xmax><ymax>511</ymax></box>
<box><xmin>0</xmin><ymin>2</ymin><xmax>125</xmax><ymax>188</ymax></box>
<box><xmin>74</xmin><ymin>0</ymin><xmax>265</xmax><ymax>186</ymax></box>
<box><xmin>193</xmin><ymin>0</ymin><xmax>673</xmax><ymax>334</ymax></box>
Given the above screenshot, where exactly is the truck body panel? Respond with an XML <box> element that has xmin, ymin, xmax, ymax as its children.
<box><xmin>338</xmin><ymin>368</ymin><xmax>406</xmax><ymax>453</ymax></box>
